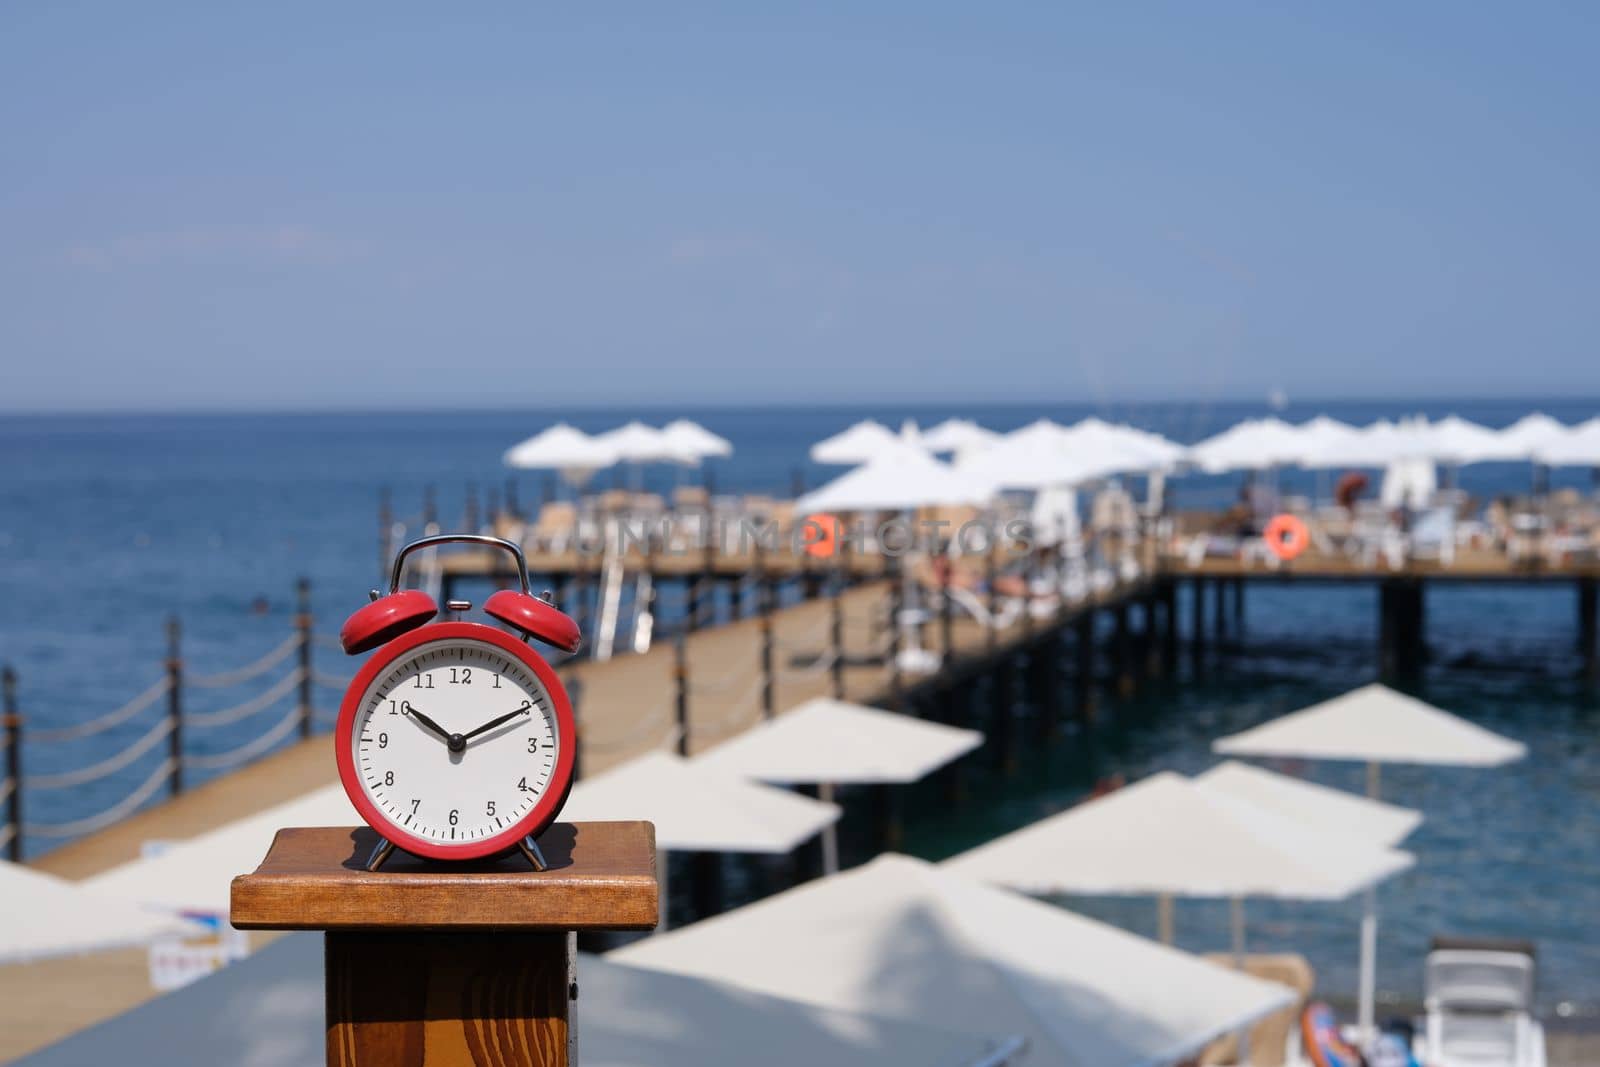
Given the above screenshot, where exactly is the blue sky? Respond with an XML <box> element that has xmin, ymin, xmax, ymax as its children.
<box><xmin>3</xmin><ymin>4</ymin><xmax>1597</xmax><ymax>412</ymax></box>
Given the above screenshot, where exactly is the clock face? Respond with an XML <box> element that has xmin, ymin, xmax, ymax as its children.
<box><xmin>349</xmin><ymin>636</ymin><xmax>562</xmax><ymax>850</ymax></box>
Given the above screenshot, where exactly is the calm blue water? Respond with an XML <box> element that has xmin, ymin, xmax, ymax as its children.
<box><xmin>2</xmin><ymin>399</ymin><xmax>1598</xmax><ymax>1013</ymax></box>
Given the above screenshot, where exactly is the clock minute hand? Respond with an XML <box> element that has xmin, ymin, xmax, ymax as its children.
<box><xmin>401</xmin><ymin>701</ymin><xmax>453</xmax><ymax>745</ymax></box>
<box><xmin>461</xmin><ymin>701</ymin><xmax>533</xmax><ymax>744</ymax></box>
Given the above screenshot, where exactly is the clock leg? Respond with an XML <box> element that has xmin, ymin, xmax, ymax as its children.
<box><xmin>365</xmin><ymin>836</ymin><xmax>396</xmax><ymax>872</ymax></box>
<box><xmin>518</xmin><ymin>835</ymin><xmax>549</xmax><ymax>871</ymax></box>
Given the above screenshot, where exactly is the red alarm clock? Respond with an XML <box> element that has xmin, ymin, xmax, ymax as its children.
<box><xmin>335</xmin><ymin>534</ymin><xmax>582</xmax><ymax>871</ymax></box>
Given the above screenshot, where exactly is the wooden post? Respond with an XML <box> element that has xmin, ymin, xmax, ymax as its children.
<box><xmin>1213</xmin><ymin>576</ymin><xmax>1227</xmax><ymax>643</ymax></box>
<box><xmin>1142</xmin><ymin>590</ymin><xmax>1162</xmax><ymax>678</ymax></box>
<box><xmin>297</xmin><ymin>578</ymin><xmax>314</xmax><ymax>739</ymax></box>
<box><xmin>1113</xmin><ymin>600</ymin><xmax>1133</xmax><ymax>698</ymax></box>
<box><xmin>422</xmin><ymin>484</ymin><xmax>438</xmax><ymax>530</ymax></box>
<box><xmin>505</xmin><ymin>476</ymin><xmax>520</xmax><ymax>519</ymax></box>
<box><xmin>1578</xmin><ymin>578</ymin><xmax>1597</xmax><ymax>682</ymax></box>
<box><xmin>1033</xmin><ymin>635</ymin><xmax>1062</xmax><ymax>742</ymax></box>
<box><xmin>1190</xmin><ymin>578</ymin><xmax>1206</xmax><ymax>661</ymax></box>
<box><xmin>464</xmin><ymin>482</ymin><xmax>480</xmax><ymax>533</ymax></box>
<box><xmin>674</xmin><ymin>629</ymin><xmax>690</xmax><ymax>757</ymax></box>
<box><xmin>1232</xmin><ymin>577</ymin><xmax>1245</xmax><ymax>631</ymax></box>
<box><xmin>166</xmin><ymin>616</ymin><xmax>184</xmax><ymax>796</ymax></box>
<box><xmin>1074</xmin><ymin>611</ymin><xmax>1096</xmax><ymax>724</ymax></box>
<box><xmin>1378</xmin><ymin>580</ymin><xmax>1396</xmax><ymax>678</ymax></box>
<box><xmin>3</xmin><ymin>667</ymin><xmax>21</xmax><ymax>862</ymax></box>
<box><xmin>232</xmin><ymin>823</ymin><xmax>658</xmax><ymax>1067</ymax></box>
<box><xmin>1161</xmin><ymin>579</ymin><xmax>1180</xmax><ymax>674</ymax></box>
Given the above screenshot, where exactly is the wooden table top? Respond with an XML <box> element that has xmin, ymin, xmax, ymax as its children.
<box><xmin>230</xmin><ymin>821</ymin><xmax>658</xmax><ymax>933</ymax></box>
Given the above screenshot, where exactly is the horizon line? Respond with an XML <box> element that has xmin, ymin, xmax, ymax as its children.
<box><xmin>4</xmin><ymin>390</ymin><xmax>1599</xmax><ymax>421</ymax></box>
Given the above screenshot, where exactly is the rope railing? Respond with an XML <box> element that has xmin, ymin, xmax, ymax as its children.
<box><xmin>183</xmin><ymin>703</ymin><xmax>304</xmax><ymax>771</ymax></box>
<box><xmin>691</xmin><ymin>675</ymin><xmax>766</xmax><ymax>733</ymax></box>
<box><xmin>685</xmin><ymin>660</ymin><xmax>759</xmax><ymax>695</ymax></box>
<box><xmin>27</xmin><ymin>676</ymin><xmax>171</xmax><ymax>743</ymax></box>
<box><xmin>314</xmin><ymin>634</ymin><xmax>347</xmax><ymax>652</ymax></box>
<box><xmin>24</xmin><ymin>717</ymin><xmax>175</xmax><ymax>790</ymax></box>
<box><xmin>22</xmin><ymin>757</ymin><xmax>177</xmax><ymax>839</ymax></box>
<box><xmin>313</xmin><ymin>669</ymin><xmax>354</xmax><ymax>690</ymax></box>
<box><xmin>187</xmin><ymin>634</ymin><xmax>301</xmax><ymax>688</ymax></box>
<box><xmin>776</xmin><ymin>647</ymin><xmax>839</xmax><ymax>680</ymax></box>
<box><xmin>582</xmin><ymin>716</ymin><xmax>681</xmax><ymax>755</ymax></box>
<box><xmin>184</xmin><ymin>668</ymin><xmax>304</xmax><ymax>729</ymax></box>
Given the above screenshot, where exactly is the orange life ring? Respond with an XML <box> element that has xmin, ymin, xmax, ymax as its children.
<box><xmin>1264</xmin><ymin>513</ymin><xmax>1309</xmax><ymax>561</ymax></box>
<box><xmin>801</xmin><ymin>513</ymin><xmax>842</xmax><ymax>558</ymax></box>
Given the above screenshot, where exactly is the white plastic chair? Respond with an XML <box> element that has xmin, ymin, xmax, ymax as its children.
<box><xmin>1421</xmin><ymin>941</ymin><xmax>1545</xmax><ymax>1067</ymax></box>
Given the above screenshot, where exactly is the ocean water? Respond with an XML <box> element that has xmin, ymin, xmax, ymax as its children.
<box><xmin>2</xmin><ymin>398</ymin><xmax>1598</xmax><ymax>1013</ymax></box>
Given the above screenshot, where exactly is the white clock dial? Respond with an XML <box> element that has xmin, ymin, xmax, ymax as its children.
<box><xmin>351</xmin><ymin>638</ymin><xmax>560</xmax><ymax>846</ymax></box>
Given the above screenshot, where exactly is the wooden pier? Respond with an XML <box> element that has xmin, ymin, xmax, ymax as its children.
<box><xmin>10</xmin><ymin>526</ymin><xmax>1600</xmax><ymax>1059</ymax></box>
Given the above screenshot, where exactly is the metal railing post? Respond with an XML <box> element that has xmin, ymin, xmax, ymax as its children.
<box><xmin>166</xmin><ymin>617</ymin><xmax>184</xmax><ymax>795</ymax></box>
<box><xmin>830</xmin><ymin>559</ymin><xmax>845</xmax><ymax>700</ymax></box>
<box><xmin>759</xmin><ymin>546</ymin><xmax>776</xmax><ymax>720</ymax></box>
<box><xmin>675</xmin><ymin>629</ymin><xmax>691</xmax><ymax>756</ymax></box>
<box><xmin>3</xmin><ymin>667</ymin><xmax>21</xmax><ymax>862</ymax></box>
<box><xmin>297</xmin><ymin>577</ymin><xmax>314</xmax><ymax>739</ymax></box>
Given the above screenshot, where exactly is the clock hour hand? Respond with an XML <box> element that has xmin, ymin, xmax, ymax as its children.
<box><xmin>461</xmin><ymin>701</ymin><xmax>533</xmax><ymax>744</ymax></box>
<box><xmin>400</xmin><ymin>701</ymin><xmax>453</xmax><ymax>745</ymax></box>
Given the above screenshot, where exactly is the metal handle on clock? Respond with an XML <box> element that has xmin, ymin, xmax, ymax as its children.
<box><xmin>388</xmin><ymin>534</ymin><xmax>532</xmax><ymax>597</ymax></box>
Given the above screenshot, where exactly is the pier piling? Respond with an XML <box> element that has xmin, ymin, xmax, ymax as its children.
<box><xmin>1579</xmin><ymin>578</ymin><xmax>1598</xmax><ymax>682</ymax></box>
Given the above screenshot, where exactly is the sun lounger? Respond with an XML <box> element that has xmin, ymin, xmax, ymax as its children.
<box><xmin>1420</xmin><ymin>937</ymin><xmax>1545</xmax><ymax>1067</ymax></box>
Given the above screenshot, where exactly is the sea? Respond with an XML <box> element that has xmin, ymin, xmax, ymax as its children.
<box><xmin>2</xmin><ymin>398</ymin><xmax>1597</xmax><ymax>1016</ymax></box>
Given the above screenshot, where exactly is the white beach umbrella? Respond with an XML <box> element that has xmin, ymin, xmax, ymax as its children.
<box><xmin>562</xmin><ymin>751</ymin><xmax>838</xmax><ymax>854</ymax></box>
<box><xmin>921</xmin><ymin>418</ymin><xmax>1000</xmax><ymax>455</ymax></box>
<box><xmin>693</xmin><ymin>698</ymin><xmax>982</xmax><ymax>786</ymax></box>
<box><xmin>693</xmin><ymin>697</ymin><xmax>983</xmax><ymax>874</ymax></box>
<box><xmin>1185</xmin><ymin>417</ymin><xmax>1306</xmax><ymax>473</ymax></box>
<box><xmin>810</xmin><ymin>420</ymin><xmax>901</xmax><ymax>465</ymax></box>
<box><xmin>1534</xmin><ymin>416</ymin><xmax>1600</xmax><ymax>466</ymax></box>
<box><xmin>796</xmin><ymin>442</ymin><xmax>993</xmax><ymax>513</ymax></box>
<box><xmin>84</xmin><ymin>784</ymin><xmax>359</xmax><ymax>915</ymax></box>
<box><xmin>503</xmin><ymin>422</ymin><xmax>620</xmax><ymax>481</ymax></box>
<box><xmin>1494</xmin><ymin>412</ymin><xmax>1570</xmax><ymax>460</ymax></box>
<box><xmin>955</xmin><ymin>419</ymin><xmax>1143</xmax><ymax>490</ymax></box>
<box><xmin>660</xmin><ymin>418</ymin><xmax>733</xmax><ymax>460</ymax></box>
<box><xmin>1195</xmin><ymin>761</ymin><xmax>1422</xmax><ymax>850</ymax></box>
<box><xmin>1212</xmin><ymin>683</ymin><xmax>1527</xmax><ymax>769</ymax></box>
<box><xmin>1062</xmin><ymin>417</ymin><xmax>1186</xmax><ymax>470</ymax></box>
<box><xmin>1</xmin><ymin>861</ymin><xmax>204</xmax><ymax>964</ymax></box>
<box><xmin>1422</xmin><ymin>415</ymin><xmax>1509</xmax><ymax>465</ymax></box>
<box><xmin>614</xmin><ymin>853</ymin><xmax>1296</xmax><ymax>1067</ymax></box>
<box><xmin>563</xmin><ymin>751</ymin><xmax>840</xmax><ymax>932</ymax></box>
<box><xmin>941</xmin><ymin>769</ymin><xmax>1412</xmax><ymax>1058</ymax></box>
<box><xmin>588</xmin><ymin>954</ymin><xmax>1020</xmax><ymax>1067</ymax></box>
<box><xmin>1213</xmin><ymin>682</ymin><xmax>1525</xmax><ymax>1038</ymax></box>
<box><xmin>1291</xmin><ymin>415</ymin><xmax>1366</xmax><ymax>469</ymax></box>
<box><xmin>596</xmin><ymin>421</ymin><xmax>700</xmax><ymax>465</ymax></box>
<box><xmin>942</xmin><ymin>770</ymin><xmax>1412</xmax><ymax>904</ymax></box>
<box><xmin>16</xmin><ymin>931</ymin><xmax>1019</xmax><ymax>1067</ymax></box>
